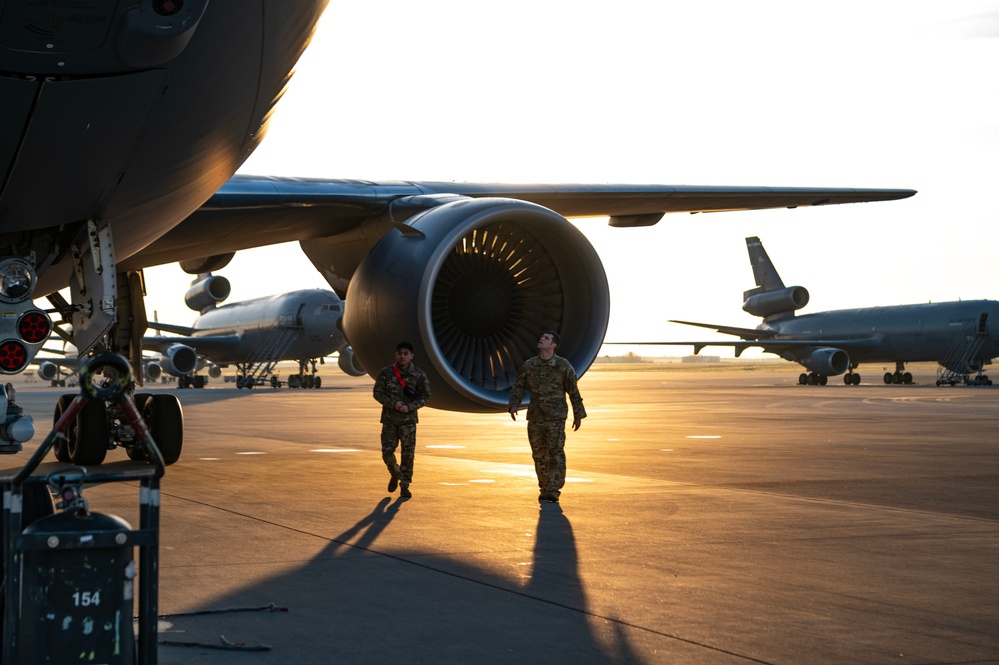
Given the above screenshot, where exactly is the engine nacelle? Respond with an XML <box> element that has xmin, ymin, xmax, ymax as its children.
<box><xmin>184</xmin><ymin>275</ymin><xmax>231</xmax><ymax>313</ymax></box>
<box><xmin>160</xmin><ymin>344</ymin><xmax>198</xmax><ymax>377</ymax></box>
<box><xmin>343</xmin><ymin>197</ymin><xmax>610</xmax><ymax>412</ymax></box>
<box><xmin>144</xmin><ymin>361</ymin><xmax>163</xmax><ymax>381</ymax></box>
<box><xmin>37</xmin><ymin>361</ymin><xmax>59</xmax><ymax>382</ymax></box>
<box><xmin>207</xmin><ymin>364</ymin><xmax>222</xmax><ymax>379</ymax></box>
<box><xmin>800</xmin><ymin>347</ymin><xmax>849</xmax><ymax>376</ymax></box>
<box><xmin>743</xmin><ymin>286</ymin><xmax>809</xmax><ymax>319</ymax></box>
<box><xmin>337</xmin><ymin>346</ymin><xmax>365</xmax><ymax>377</ymax></box>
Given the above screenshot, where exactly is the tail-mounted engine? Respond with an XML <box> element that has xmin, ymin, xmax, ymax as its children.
<box><xmin>743</xmin><ymin>286</ymin><xmax>809</xmax><ymax>319</ymax></box>
<box><xmin>184</xmin><ymin>274</ymin><xmax>231</xmax><ymax>313</ymax></box>
<box><xmin>344</xmin><ymin>197</ymin><xmax>610</xmax><ymax>412</ymax></box>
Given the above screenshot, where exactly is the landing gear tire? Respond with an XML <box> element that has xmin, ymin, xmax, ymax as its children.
<box><xmin>806</xmin><ymin>372</ymin><xmax>827</xmax><ymax>385</ymax></box>
<box><xmin>903</xmin><ymin>372</ymin><xmax>913</xmax><ymax>384</ymax></box>
<box><xmin>314</xmin><ymin>376</ymin><xmax>321</xmax><ymax>389</ymax></box>
<box><xmin>126</xmin><ymin>393</ymin><xmax>153</xmax><ymax>461</ymax></box>
<box><xmin>142</xmin><ymin>393</ymin><xmax>184</xmax><ymax>465</ymax></box>
<box><xmin>69</xmin><ymin>399</ymin><xmax>109</xmax><ymax>466</ymax></box>
<box><xmin>884</xmin><ymin>372</ymin><xmax>893</xmax><ymax>385</ymax></box>
<box><xmin>52</xmin><ymin>394</ymin><xmax>75</xmax><ymax>463</ymax></box>
<box><xmin>798</xmin><ymin>373</ymin><xmax>808</xmax><ymax>385</ymax></box>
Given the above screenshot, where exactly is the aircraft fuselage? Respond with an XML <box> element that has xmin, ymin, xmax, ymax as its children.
<box><xmin>190</xmin><ymin>289</ymin><xmax>343</xmax><ymax>365</ymax></box>
<box><xmin>764</xmin><ymin>299</ymin><xmax>999</xmax><ymax>365</ymax></box>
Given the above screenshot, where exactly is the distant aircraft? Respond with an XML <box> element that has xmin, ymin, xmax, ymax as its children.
<box><xmin>627</xmin><ymin>237</ymin><xmax>999</xmax><ymax>386</ymax></box>
<box><xmin>34</xmin><ymin>350</ymin><xmax>167</xmax><ymax>388</ymax></box>
<box><xmin>143</xmin><ymin>273</ymin><xmax>363</xmax><ymax>389</ymax></box>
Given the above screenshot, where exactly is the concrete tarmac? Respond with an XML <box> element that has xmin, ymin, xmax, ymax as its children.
<box><xmin>2</xmin><ymin>364</ymin><xmax>998</xmax><ymax>664</ymax></box>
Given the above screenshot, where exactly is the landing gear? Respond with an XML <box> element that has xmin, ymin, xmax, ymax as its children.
<box><xmin>883</xmin><ymin>363</ymin><xmax>913</xmax><ymax>384</ymax></box>
<box><xmin>798</xmin><ymin>372</ymin><xmax>828</xmax><ymax>385</ymax></box>
<box><xmin>843</xmin><ymin>371</ymin><xmax>861</xmax><ymax>385</ymax></box>
<box><xmin>177</xmin><ymin>374</ymin><xmax>207</xmax><ymax>389</ymax></box>
<box><xmin>51</xmin><ymin>387</ymin><xmax>184</xmax><ymax>467</ymax></box>
<box><xmin>290</xmin><ymin>358</ymin><xmax>323</xmax><ymax>389</ymax></box>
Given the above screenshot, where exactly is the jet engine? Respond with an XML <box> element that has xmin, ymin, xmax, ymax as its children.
<box><xmin>800</xmin><ymin>347</ymin><xmax>849</xmax><ymax>376</ymax></box>
<box><xmin>185</xmin><ymin>274</ymin><xmax>231</xmax><ymax>313</ymax></box>
<box><xmin>37</xmin><ymin>361</ymin><xmax>59</xmax><ymax>382</ymax></box>
<box><xmin>159</xmin><ymin>344</ymin><xmax>198</xmax><ymax>377</ymax></box>
<box><xmin>337</xmin><ymin>345</ymin><xmax>365</xmax><ymax>377</ymax></box>
<box><xmin>343</xmin><ymin>197</ymin><xmax>609</xmax><ymax>412</ymax></box>
<box><xmin>144</xmin><ymin>361</ymin><xmax>163</xmax><ymax>381</ymax></box>
<box><xmin>743</xmin><ymin>286</ymin><xmax>809</xmax><ymax>319</ymax></box>
<box><xmin>207</xmin><ymin>364</ymin><xmax>222</xmax><ymax>379</ymax></box>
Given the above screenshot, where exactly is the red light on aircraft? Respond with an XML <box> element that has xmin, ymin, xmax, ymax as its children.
<box><xmin>0</xmin><ymin>340</ymin><xmax>28</xmax><ymax>372</ymax></box>
<box><xmin>17</xmin><ymin>311</ymin><xmax>51</xmax><ymax>344</ymax></box>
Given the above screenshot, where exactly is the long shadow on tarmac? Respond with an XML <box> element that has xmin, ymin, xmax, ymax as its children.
<box><xmin>159</xmin><ymin>501</ymin><xmax>642</xmax><ymax>664</ymax></box>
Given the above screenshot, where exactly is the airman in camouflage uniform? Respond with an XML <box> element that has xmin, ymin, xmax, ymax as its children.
<box><xmin>508</xmin><ymin>331</ymin><xmax>586</xmax><ymax>503</ymax></box>
<box><xmin>373</xmin><ymin>341</ymin><xmax>430</xmax><ymax>498</ymax></box>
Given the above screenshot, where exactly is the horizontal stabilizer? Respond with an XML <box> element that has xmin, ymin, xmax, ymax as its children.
<box><xmin>146</xmin><ymin>321</ymin><xmax>197</xmax><ymax>336</ymax></box>
<box><xmin>668</xmin><ymin>319</ymin><xmax>777</xmax><ymax>340</ymax></box>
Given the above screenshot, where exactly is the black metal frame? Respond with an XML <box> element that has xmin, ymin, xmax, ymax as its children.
<box><xmin>2</xmin><ymin>353</ymin><xmax>166</xmax><ymax>665</ymax></box>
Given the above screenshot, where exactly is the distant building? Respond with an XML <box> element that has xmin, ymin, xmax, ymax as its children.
<box><xmin>681</xmin><ymin>355</ymin><xmax>721</xmax><ymax>363</ymax></box>
<box><xmin>594</xmin><ymin>352</ymin><xmax>652</xmax><ymax>364</ymax></box>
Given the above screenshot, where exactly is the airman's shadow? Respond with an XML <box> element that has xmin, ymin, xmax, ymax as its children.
<box><xmin>157</xmin><ymin>500</ymin><xmax>641</xmax><ymax>664</ymax></box>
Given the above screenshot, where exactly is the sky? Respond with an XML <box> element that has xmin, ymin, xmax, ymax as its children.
<box><xmin>142</xmin><ymin>0</ymin><xmax>999</xmax><ymax>357</ymax></box>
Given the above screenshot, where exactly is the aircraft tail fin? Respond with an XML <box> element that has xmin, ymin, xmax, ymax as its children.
<box><xmin>740</xmin><ymin>237</ymin><xmax>809</xmax><ymax>320</ymax></box>
<box><xmin>742</xmin><ymin>236</ymin><xmax>785</xmax><ymax>300</ymax></box>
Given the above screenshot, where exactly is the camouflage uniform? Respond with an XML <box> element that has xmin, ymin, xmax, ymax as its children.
<box><xmin>508</xmin><ymin>354</ymin><xmax>586</xmax><ymax>499</ymax></box>
<box><xmin>373</xmin><ymin>362</ymin><xmax>431</xmax><ymax>488</ymax></box>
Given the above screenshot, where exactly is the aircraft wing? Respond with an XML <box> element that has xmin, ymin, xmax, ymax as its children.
<box><xmin>143</xmin><ymin>335</ymin><xmax>241</xmax><ymax>358</ymax></box>
<box><xmin>30</xmin><ymin>356</ymin><xmax>79</xmax><ymax>368</ymax></box>
<box><xmin>618</xmin><ymin>338</ymin><xmax>884</xmax><ymax>358</ymax></box>
<box><xmin>123</xmin><ymin>176</ymin><xmax>914</xmax><ymax>413</ymax></box>
<box><xmin>121</xmin><ymin>176</ymin><xmax>917</xmax><ymax>269</ymax></box>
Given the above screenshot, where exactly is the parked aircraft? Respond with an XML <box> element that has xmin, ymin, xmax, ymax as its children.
<box><xmin>633</xmin><ymin>237</ymin><xmax>999</xmax><ymax>386</ymax></box>
<box><xmin>34</xmin><ymin>350</ymin><xmax>168</xmax><ymax>388</ymax></box>
<box><xmin>143</xmin><ymin>273</ymin><xmax>364</xmax><ymax>389</ymax></box>
<box><xmin>0</xmin><ymin>3</ymin><xmax>916</xmax><ymax>463</ymax></box>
